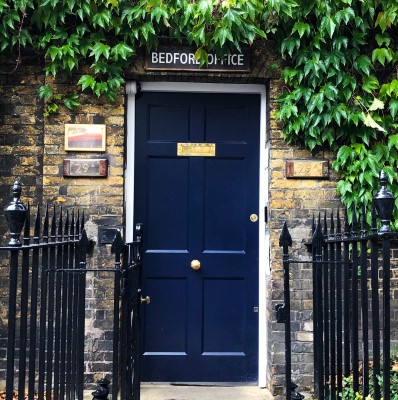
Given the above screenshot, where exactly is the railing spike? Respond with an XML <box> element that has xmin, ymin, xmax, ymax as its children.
<box><xmin>312</xmin><ymin>214</ymin><xmax>315</xmax><ymax>234</ymax></box>
<box><xmin>323</xmin><ymin>212</ymin><xmax>328</xmax><ymax>236</ymax></box>
<box><xmin>34</xmin><ymin>204</ymin><xmax>41</xmax><ymax>243</ymax></box>
<box><xmin>330</xmin><ymin>210</ymin><xmax>335</xmax><ymax>237</ymax></box>
<box><xmin>64</xmin><ymin>209</ymin><xmax>69</xmax><ymax>237</ymax></box>
<box><xmin>81</xmin><ymin>211</ymin><xmax>85</xmax><ymax>232</ymax></box>
<box><xmin>76</xmin><ymin>210</ymin><xmax>80</xmax><ymax>239</ymax></box>
<box><xmin>352</xmin><ymin>204</ymin><xmax>358</xmax><ymax>236</ymax></box>
<box><xmin>43</xmin><ymin>204</ymin><xmax>49</xmax><ymax>241</ymax></box>
<box><xmin>23</xmin><ymin>203</ymin><xmax>31</xmax><ymax>244</ymax></box>
<box><xmin>70</xmin><ymin>209</ymin><xmax>75</xmax><ymax>238</ymax></box>
<box><xmin>336</xmin><ymin>208</ymin><xmax>341</xmax><ymax>240</ymax></box>
<box><xmin>344</xmin><ymin>207</ymin><xmax>350</xmax><ymax>239</ymax></box>
<box><xmin>50</xmin><ymin>204</ymin><xmax>56</xmax><ymax>241</ymax></box>
<box><xmin>279</xmin><ymin>221</ymin><xmax>292</xmax><ymax>248</ymax></box>
<box><xmin>111</xmin><ymin>230</ymin><xmax>125</xmax><ymax>257</ymax></box>
<box><xmin>371</xmin><ymin>201</ymin><xmax>377</xmax><ymax>234</ymax></box>
<box><xmin>58</xmin><ymin>206</ymin><xmax>63</xmax><ymax>241</ymax></box>
<box><xmin>78</xmin><ymin>229</ymin><xmax>90</xmax><ymax>260</ymax></box>
<box><xmin>361</xmin><ymin>202</ymin><xmax>367</xmax><ymax>237</ymax></box>
<box><xmin>312</xmin><ymin>221</ymin><xmax>324</xmax><ymax>253</ymax></box>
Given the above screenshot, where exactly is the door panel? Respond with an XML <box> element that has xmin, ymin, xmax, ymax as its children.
<box><xmin>147</xmin><ymin>157</ymin><xmax>189</xmax><ymax>251</ymax></box>
<box><xmin>143</xmin><ymin>278</ymin><xmax>188</xmax><ymax>354</ymax></box>
<box><xmin>204</xmin><ymin>158</ymin><xmax>246</xmax><ymax>251</ymax></box>
<box><xmin>134</xmin><ymin>92</ymin><xmax>260</xmax><ymax>382</ymax></box>
<box><xmin>202</xmin><ymin>278</ymin><xmax>245</xmax><ymax>353</ymax></box>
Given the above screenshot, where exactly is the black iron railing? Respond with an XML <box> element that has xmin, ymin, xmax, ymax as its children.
<box><xmin>279</xmin><ymin>171</ymin><xmax>396</xmax><ymax>400</ymax></box>
<box><xmin>0</xmin><ymin>180</ymin><xmax>143</xmax><ymax>400</ymax></box>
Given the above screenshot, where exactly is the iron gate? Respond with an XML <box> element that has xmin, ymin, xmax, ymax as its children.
<box><xmin>278</xmin><ymin>171</ymin><xmax>396</xmax><ymax>400</ymax></box>
<box><xmin>0</xmin><ymin>180</ymin><xmax>143</xmax><ymax>400</ymax></box>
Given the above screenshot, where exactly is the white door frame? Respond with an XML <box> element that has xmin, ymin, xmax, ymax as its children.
<box><xmin>125</xmin><ymin>81</ymin><xmax>270</xmax><ymax>388</ymax></box>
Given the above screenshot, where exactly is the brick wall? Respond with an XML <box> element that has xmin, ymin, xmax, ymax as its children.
<box><xmin>266</xmin><ymin>78</ymin><xmax>341</xmax><ymax>396</ymax></box>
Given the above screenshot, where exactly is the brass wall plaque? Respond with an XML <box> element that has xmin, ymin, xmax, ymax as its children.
<box><xmin>177</xmin><ymin>143</ymin><xmax>216</xmax><ymax>157</ymax></box>
<box><xmin>286</xmin><ymin>160</ymin><xmax>329</xmax><ymax>179</ymax></box>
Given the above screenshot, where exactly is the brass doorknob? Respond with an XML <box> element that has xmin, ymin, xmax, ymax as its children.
<box><xmin>250</xmin><ymin>214</ymin><xmax>258</xmax><ymax>222</ymax></box>
<box><xmin>191</xmin><ymin>259</ymin><xmax>201</xmax><ymax>270</ymax></box>
<box><xmin>140</xmin><ymin>295</ymin><xmax>151</xmax><ymax>305</ymax></box>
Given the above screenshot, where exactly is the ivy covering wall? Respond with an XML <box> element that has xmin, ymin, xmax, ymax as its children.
<box><xmin>1</xmin><ymin>0</ymin><xmax>398</xmax><ymax>226</ymax></box>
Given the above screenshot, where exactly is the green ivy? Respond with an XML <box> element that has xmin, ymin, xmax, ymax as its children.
<box><xmin>270</xmin><ymin>0</ymin><xmax>398</xmax><ymax>228</ymax></box>
<box><xmin>1</xmin><ymin>0</ymin><xmax>398</xmax><ymax>227</ymax></box>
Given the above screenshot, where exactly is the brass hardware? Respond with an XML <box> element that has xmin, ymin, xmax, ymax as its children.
<box><xmin>250</xmin><ymin>214</ymin><xmax>258</xmax><ymax>222</ymax></box>
<box><xmin>177</xmin><ymin>143</ymin><xmax>216</xmax><ymax>157</ymax></box>
<box><xmin>140</xmin><ymin>296</ymin><xmax>151</xmax><ymax>305</ymax></box>
<box><xmin>191</xmin><ymin>259</ymin><xmax>201</xmax><ymax>270</ymax></box>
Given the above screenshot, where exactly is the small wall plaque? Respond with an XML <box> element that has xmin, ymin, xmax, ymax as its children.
<box><xmin>286</xmin><ymin>160</ymin><xmax>329</xmax><ymax>179</ymax></box>
<box><xmin>63</xmin><ymin>158</ymin><xmax>108</xmax><ymax>177</ymax></box>
<box><xmin>65</xmin><ymin>124</ymin><xmax>106</xmax><ymax>151</ymax></box>
<box><xmin>177</xmin><ymin>143</ymin><xmax>216</xmax><ymax>157</ymax></box>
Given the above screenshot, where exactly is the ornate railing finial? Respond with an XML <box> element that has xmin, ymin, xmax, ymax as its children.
<box><xmin>374</xmin><ymin>170</ymin><xmax>395</xmax><ymax>233</ymax></box>
<box><xmin>4</xmin><ymin>180</ymin><xmax>27</xmax><ymax>246</ymax></box>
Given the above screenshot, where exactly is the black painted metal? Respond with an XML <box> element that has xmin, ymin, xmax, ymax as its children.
<box><xmin>1</xmin><ymin>181</ymin><xmax>144</xmax><ymax>400</ymax></box>
<box><xmin>279</xmin><ymin>171</ymin><xmax>395</xmax><ymax>400</ymax></box>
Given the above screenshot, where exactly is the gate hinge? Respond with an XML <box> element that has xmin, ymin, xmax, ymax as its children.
<box><xmin>275</xmin><ymin>303</ymin><xmax>286</xmax><ymax>323</ymax></box>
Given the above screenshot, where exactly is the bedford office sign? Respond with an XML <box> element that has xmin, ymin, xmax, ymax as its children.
<box><xmin>145</xmin><ymin>46</ymin><xmax>250</xmax><ymax>72</ymax></box>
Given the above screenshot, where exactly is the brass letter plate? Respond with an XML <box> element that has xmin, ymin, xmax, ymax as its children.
<box><xmin>177</xmin><ymin>143</ymin><xmax>216</xmax><ymax>157</ymax></box>
<box><xmin>286</xmin><ymin>160</ymin><xmax>329</xmax><ymax>179</ymax></box>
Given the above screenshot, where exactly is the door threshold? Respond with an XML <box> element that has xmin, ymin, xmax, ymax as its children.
<box><xmin>143</xmin><ymin>382</ymin><xmax>258</xmax><ymax>387</ymax></box>
<box><xmin>171</xmin><ymin>383</ymin><xmax>258</xmax><ymax>387</ymax></box>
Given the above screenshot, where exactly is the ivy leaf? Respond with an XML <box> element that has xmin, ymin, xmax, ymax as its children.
<box><xmin>321</xmin><ymin>16</ymin><xmax>337</xmax><ymax>38</ymax></box>
<box><xmin>213</xmin><ymin>26</ymin><xmax>233</xmax><ymax>46</ymax></box>
<box><xmin>106</xmin><ymin>0</ymin><xmax>119</xmax><ymax>8</ymax></box>
<box><xmin>337</xmin><ymin>179</ymin><xmax>352</xmax><ymax>196</ymax></box>
<box><xmin>368</xmin><ymin>97</ymin><xmax>384</xmax><ymax>111</ymax></box>
<box><xmin>38</xmin><ymin>85</ymin><xmax>54</xmax><ymax>101</ymax></box>
<box><xmin>372</xmin><ymin>48</ymin><xmax>393</xmax><ymax>66</ymax></box>
<box><xmin>375</xmin><ymin>33</ymin><xmax>391</xmax><ymax>47</ymax></box>
<box><xmin>355</xmin><ymin>56</ymin><xmax>371</xmax><ymax>76</ymax></box>
<box><xmin>111</xmin><ymin>42</ymin><xmax>134</xmax><ymax>60</ymax></box>
<box><xmin>281</xmin><ymin>37</ymin><xmax>300</xmax><ymax>57</ymax></box>
<box><xmin>363</xmin><ymin>113</ymin><xmax>386</xmax><ymax>132</ymax></box>
<box><xmin>291</xmin><ymin>21</ymin><xmax>310</xmax><ymax>38</ymax></box>
<box><xmin>390</xmin><ymin>99</ymin><xmax>398</xmax><ymax>118</ymax></box>
<box><xmin>64</xmin><ymin>94</ymin><xmax>80</xmax><ymax>110</ymax></box>
<box><xmin>194</xmin><ymin>47</ymin><xmax>208</xmax><ymax>66</ymax></box>
<box><xmin>362</xmin><ymin>75</ymin><xmax>379</xmax><ymax>93</ymax></box>
<box><xmin>89</xmin><ymin>42</ymin><xmax>110</xmax><ymax>61</ymax></box>
<box><xmin>388</xmin><ymin>134</ymin><xmax>398</xmax><ymax>150</ymax></box>
<box><xmin>78</xmin><ymin>74</ymin><xmax>96</xmax><ymax>91</ymax></box>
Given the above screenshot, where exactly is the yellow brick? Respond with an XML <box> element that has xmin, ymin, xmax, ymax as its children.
<box><xmin>270</xmin><ymin>170</ymin><xmax>284</xmax><ymax>180</ymax></box>
<box><xmin>43</xmin><ymin>166</ymin><xmax>60</xmax><ymax>175</ymax></box>
<box><xmin>12</xmin><ymin>166</ymin><xmax>40</xmax><ymax>175</ymax></box>
<box><xmin>20</xmin><ymin>156</ymin><xmax>39</xmax><ymax>166</ymax></box>
<box><xmin>105</xmin><ymin>116</ymin><xmax>124</xmax><ymax>125</ymax></box>
<box><xmin>269</xmin><ymin>190</ymin><xmax>287</xmax><ymax>199</ymax></box>
<box><xmin>269</xmin><ymin>159</ymin><xmax>285</xmax><ymax>169</ymax></box>
<box><xmin>271</xmin><ymin>149</ymin><xmax>294</xmax><ymax>159</ymax></box>
<box><xmin>269</xmin><ymin>199</ymin><xmax>298</xmax><ymax>209</ymax></box>
<box><xmin>271</xmin><ymin>179</ymin><xmax>320</xmax><ymax>190</ymax></box>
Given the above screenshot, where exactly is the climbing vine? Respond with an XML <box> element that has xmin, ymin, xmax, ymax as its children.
<box><xmin>271</xmin><ymin>0</ymin><xmax>398</xmax><ymax>227</ymax></box>
<box><xmin>1</xmin><ymin>0</ymin><xmax>398</xmax><ymax>226</ymax></box>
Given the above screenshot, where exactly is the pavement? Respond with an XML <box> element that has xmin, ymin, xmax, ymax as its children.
<box><xmin>141</xmin><ymin>383</ymin><xmax>274</xmax><ymax>400</ymax></box>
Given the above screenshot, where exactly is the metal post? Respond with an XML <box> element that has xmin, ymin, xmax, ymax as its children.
<box><xmin>374</xmin><ymin>171</ymin><xmax>395</xmax><ymax>400</ymax></box>
<box><xmin>279</xmin><ymin>222</ymin><xmax>294</xmax><ymax>400</ymax></box>
<box><xmin>4</xmin><ymin>181</ymin><xmax>27</xmax><ymax>400</ymax></box>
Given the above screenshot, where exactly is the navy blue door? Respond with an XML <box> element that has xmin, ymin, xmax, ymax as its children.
<box><xmin>134</xmin><ymin>92</ymin><xmax>260</xmax><ymax>382</ymax></box>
